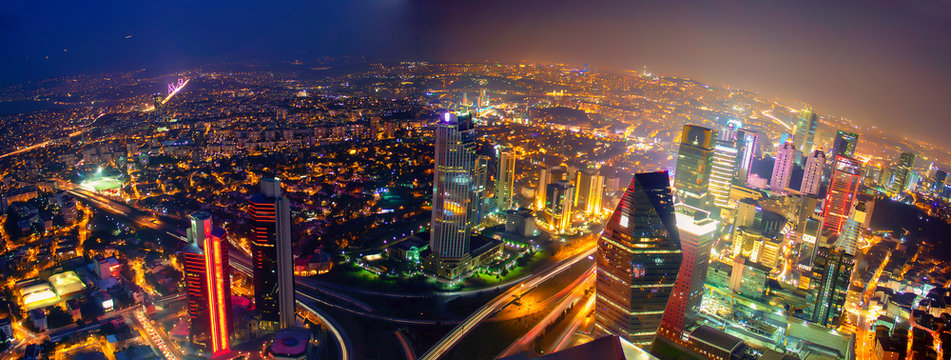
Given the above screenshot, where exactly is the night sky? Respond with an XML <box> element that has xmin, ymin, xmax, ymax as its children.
<box><xmin>2</xmin><ymin>0</ymin><xmax>950</xmax><ymax>148</ymax></box>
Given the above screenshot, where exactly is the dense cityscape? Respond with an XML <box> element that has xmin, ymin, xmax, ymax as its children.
<box><xmin>3</xmin><ymin>2</ymin><xmax>951</xmax><ymax>360</ymax></box>
<box><xmin>0</xmin><ymin>58</ymin><xmax>950</xmax><ymax>360</ymax></box>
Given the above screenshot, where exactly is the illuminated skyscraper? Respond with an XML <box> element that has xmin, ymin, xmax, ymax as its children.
<box><xmin>770</xmin><ymin>140</ymin><xmax>796</xmax><ymax>192</ymax></box>
<box><xmin>534</xmin><ymin>165</ymin><xmax>567</xmax><ymax>211</ymax></box>
<box><xmin>183</xmin><ymin>212</ymin><xmax>231</xmax><ymax>355</ymax></box>
<box><xmin>793</xmin><ymin>109</ymin><xmax>818</xmax><ymax>156</ymax></box>
<box><xmin>673</xmin><ymin>125</ymin><xmax>715</xmax><ymax>211</ymax></box>
<box><xmin>735</xmin><ymin>129</ymin><xmax>759</xmax><ymax>184</ymax></box>
<box><xmin>430</xmin><ymin>110</ymin><xmax>479</xmax><ymax>276</ymax></box>
<box><xmin>830</xmin><ymin>130</ymin><xmax>858</xmax><ymax>160</ymax></box>
<box><xmin>595</xmin><ymin>171</ymin><xmax>681</xmax><ymax>346</ymax></box>
<box><xmin>472</xmin><ymin>155</ymin><xmax>489</xmax><ymax>225</ymax></box>
<box><xmin>250</xmin><ymin>178</ymin><xmax>295</xmax><ymax>330</ymax></box>
<box><xmin>710</xmin><ymin>138</ymin><xmax>738</xmax><ymax>212</ymax></box>
<box><xmin>838</xmin><ymin>200</ymin><xmax>870</xmax><ymax>256</ymax></box>
<box><xmin>800</xmin><ymin>149</ymin><xmax>826</xmax><ymax>196</ymax></box>
<box><xmin>545</xmin><ymin>180</ymin><xmax>574</xmax><ymax>233</ymax></box>
<box><xmin>659</xmin><ymin>208</ymin><xmax>718</xmax><ymax>341</ymax></box>
<box><xmin>821</xmin><ymin>156</ymin><xmax>863</xmax><ymax>235</ymax></box>
<box><xmin>494</xmin><ymin>145</ymin><xmax>516</xmax><ymax>211</ymax></box>
<box><xmin>809</xmin><ymin>247</ymin><xmax>855</xmax><ymax>328</ymax></box>
<box><xmin>890</xmin><ymin>152</ymin><xmax>916</xmax><ymax>195</ymax></box>
<box><xmin>574</xmin><ymin>168</ymin><xmax>605</xmax><ymax>216</ymax></box>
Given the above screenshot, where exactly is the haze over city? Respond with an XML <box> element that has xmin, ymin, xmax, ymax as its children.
<box><xmin>1</xmin><ymin>1</ymin><xmax>951</xmax><ymax>360</ymax></box>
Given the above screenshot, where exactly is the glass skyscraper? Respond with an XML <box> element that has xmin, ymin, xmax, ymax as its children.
<box><xmin>249</xmin><ymin>178</ymin><xmax>295</xmax><ymax>330</ymax></box>
<box><xmin>183</xmin><ymin>212</ymin><xmax>232</xmax><ymax>355</ymax></box>
<box><xmin>494</xmin><ymin>145</ymin><xmax>516</xmax><ymax>211</ymax></box>
<box><xmin>430</xmin><ymin>110</ymin><xmax>479</xmax><ymax>276</ymax></box>
<box><xmin>821</xmin><ymin>156</ymin><xmax>863</xmax><ymax>235</ymax></box>
<box><xmin>595</xmin><ymin>171</ymin><xmax>682</xmax><ymax>346</ymax></box>
<box><xmin>793</xmin><ymin>109</ymin><xmax>818</xmax><ymax>156</ymax></box>
<box><xmin>673</xmin><ymin>125</ymin><xmax>715</xmax><ymax>212</ymax></box>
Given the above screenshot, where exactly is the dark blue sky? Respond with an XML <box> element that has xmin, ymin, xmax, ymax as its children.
<box><xmin>3</xmin><ymin>0</ymin><xmax>951</xmax><ymax>147</ymax></box>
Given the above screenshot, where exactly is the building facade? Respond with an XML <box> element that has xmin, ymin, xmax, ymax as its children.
<box><xmin>250</xmin><ymin>178</ymin><xmax>295</xmax><ymax>330</ymax></box>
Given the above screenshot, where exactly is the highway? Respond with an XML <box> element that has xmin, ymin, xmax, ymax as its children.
<box><xmin>496</xmin><ymin>266</ymin><xmax>595</xmax><ymax>357</ymax></box>
<box><xmin>419</xmin><ymin>244</ymin><xmax>597</xmax><ymax>360</ymax></box>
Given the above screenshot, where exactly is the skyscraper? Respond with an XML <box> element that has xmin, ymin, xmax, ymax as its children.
<box><xmin>673</xmin><ymin>125</ymin><xmax>715</xmax><ymax>211</ymax></box>
<box><xmin>830</xmin><ymin>130</ymin><xmax>858</xmax><ymax>159</ymax></box>
<box><xmin>838</xmin><ymin>200</ymin><xmax>870</xmax><ymax>256</ymax></box>
<box><xmin>183</xmin><ymin>212</ymin><xmax>232</xmax><ymax>355</ymax></box>
<box><xmin>535</xmin><ymin>165</ymin><xmax>568</xmax><ymax>211</ymax></box>
<box><xmin>734</xmin><ymin>130</ymin><xmax>759</xmax><ymax>184</ymax></box>
<box><xmin>249</xmin><ymin>178</ymin><xmax>295</xmax><ymax>330</ymax></box>
<box><xmin>770</xmin><ymin>140</ymin><xmax>797</xmax><ymax>193</ymax></box>
<box><xmin>659</xmin><ymin>208</ymin><xmax>718</xmax><ymax>341</ymax></box>
<box><xmin>821</xmin><ymin>156</ymin><xmax>863</xmax><ymax>235</ymax></box>
<box><xmin>494</xmin><ymin>145</ymin><xmax>516</xmax><ymax>211</ymax></box>
<box><xmin>545</xmin><ymin>180</ymin><xmax>574</xmax><ymax>233</ymax></box>
<box><xmin>809</xmin><ymin>247</ymin><xmax>855</xmax><ymax>328</ymax></box>
<box><xmin>595</xmin><ymin>171</ymin><xmax>681</xmax><ymax>346</ymax></box>
<box><xmin>574</xmin><ymin>168</ymin><xmax>605</xmax><ymax>216</ymax></box>
<box><xmin>801</xmin><ymin>149</ymin><xmax>826</xmax><ymax>196</ymax></box>
<box><xmin>793</xmin><ymin>109</ymin><xmax>818</xmax><ymax>156</ymax></box>
<box><xmin>890</xmin><ymin>152</ymin><xmax>916</xmax><ymax>195</ymax></box>
<box><xmin>472</xmin><ymin>155</ymin><xmax>489</xmax><ymax>226</ymax></box>
<box><xmin>710</xmin><ymin>138</ymin><xmax>738</xmax><ymax>212</ymax></box>
<box><xmin>430</xmin><ymin>110</ymin><xmax>479</xmax><ymax>278</ymax></box>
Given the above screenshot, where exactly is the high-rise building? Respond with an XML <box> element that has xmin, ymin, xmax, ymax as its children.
<box><xmin>821</xmin><ymin>156</ymin><xmax>863</xmax><ymax>235</ymax></box>
<box><xmin>595</xmin><ymin>171</ymin><xmax>681</xmax><ymax>346</ymax></box>
<box><xmin>809</xmin><ymin>247</ymin><xmax>855</xmax><ymax>328</ymax></box>
<box><xmin>430</xmin><ymin>110</ymin><xmax>480</xmax><ymax>278</ymax></box>
<box><xmin>800</xmin><ymin>150</ymin><xmax>826</xmax><ymax>196</ymax></box>
<box><xmin>770</xmin><ymin>140</ymin><xmax>797</xmax><ymax>193</ymax></box>
<box><xmin>890</xmin><ymin>152</ymin><xmax>916</xmax><ymax>195</ymax></box>
<box><xmin>793</xmin><ymin>109</ymin><xmax>818</xmax><ymax>156</ymax></box>
<box><xmin>710</xmin><ymin>138</ymin><xmax>738</xmax><ymax>212</ymax></box>
<box><xmin>249</xmin><ymin>178</ymin><xmax>295</xmax><ymax>330</ymax></box>
<box><xmin>830</xmin><ymin>130</ymin><xmax>859</xmax><ymax>159</ymax></box>
<box><xmin>673</xmin><ymin>125</ymin><xmax>716</xmax><ymax>211</ymax></box>
<box><xmin>545</xmin><ymin>180</ymin><xmax>574</xmax><ymax>233</ymax></box>
<box><xmin>659</xmin><ymin>208</ymin><xmax>718</xmax><ymax>341</ymax></box>
<box><xmin>574</xmin><ymin>168</ymin><xmax>605</xmax><ymax>216</ymax></box>
<box><xmin>837</xmin><ymin>200</ymin><xmax>870</xmax><ymax>256</ymax></box>
<box><xmin>933</xmin><ymin>170</ymin><xmax>947</xmax><ymax>194</ymax></box>
<box><xmin>183</xmin><ymin>212</ymin><xmax>231</xmax><ymax>355</ymax></box>
<box><xmin>494</xmin><ymin>145</ymin><xmax>516</xmax><ymax>211</ymax></box>
<box><xmin>472</xmin><ymin>155</ymin><xmax>489</xmax><ymax>226</ymax></box>
<box><xmin>735</xmin><ymin>130</ymin><xmax>759</xmax><ymax>184</ymax></box>
<box><xmin>534</xmin><ymin>165</ymin><xmax>568</xmax><ymax>211</ymax></box>
<box><xmin>797</xmin><ymin>216</ymin><xmax>823</xmax><ymax>271</ymax></box>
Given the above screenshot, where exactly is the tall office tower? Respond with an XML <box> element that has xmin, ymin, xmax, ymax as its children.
<box><xmin>534</xmin><ymin>166</ymin><xmax>568</xmax><ymax>211</ymax></box>
<box><xmin>933</xmin><ymin>170</ymin><xmax>947</xmax><ymax>194</ymax></box>
<box><xmin>800</xmin><ymin>150</ymin><xmax>826</xmax><ymax>196</ymax></box>
<box><xmin>890</xmin><ymin>152</ymin><xmax>916</xmax><ymax>195</ymax></box>
<box><xmin>494</xmin><ymin>146</ymin><xmax>516</xmax><ymax>211</ymax></box>
<box><xmin>735</xmin><ymin>130</ymin><xmax>759</xmax><ymax>184</ymax></box>
<box><xmin>797</xmin><ymin>216</ymin><xmax>823</xmax><ymax>271</ymax></box>
<box><xmin>574</xmin><ymin>168</ymin><xmax>605</xmax><ymax>216</ymax></box>
<box><xmin>595</xmin><ymin>171</ymin><xmax>681</xmax><ymax>346</ymax></box>
<box><xmin>837</xmin><ymin>200</ymin><xmax>869</xmax><ymax>256</ymax></box>
<box><xmin>710</xmin><ymin>139</ymin><xmax>738</xmax><ymax>212</ymax></box>
<box><xmin>830</xmin><ymin>131</ymin><xmax>859</xmax><ymax>159</ymax></box>
<box><xmin>472</xmin><ymin>155</ymin><xmax>489</xmax><ymax>225</ymax></box>
<box><xmin>821</xmin><ymin>156</ymin><xmax>863</xmax><ymax>235</ymax></box>
<box><xmin>770</xmin><ymin>140</ymin><xmax>797</xmax><ymax>192</ymax></box>
<box><xmin>673</xmin><ymin>125</ymin><xmax>716</xmax><ymax>211</ymax></box>
<box><xmin>430</xmin><ymin>111</ymin><xmax>480</xmax><ymax>276</ymax></box>
<box><xmin>545</xmin><ymin>180</ymin><xmax>574</xmax><ymax>233</ymax></box>
<box><xmin>793</xmin><ymin>109</ymin><xmax>818</xmax><ymax>156</ymax></box>
<box><xmin>250</xmin><ymin>178</ymin><xmax>295</xmax><ymax>330</ymax></box>
<box><xmin>183</xmin><ymin>212</ymin><xmax>232</xmax><ymax>355</ymax></box>
<box><xmin>809</xmin><ymin>247</ymin><xmax>855</xmax><ymax>328</ymax></box>
<box><xmin>658</xmin><ymin>209</ymin><xmax>718</xmax><ymax>341</ymax></box>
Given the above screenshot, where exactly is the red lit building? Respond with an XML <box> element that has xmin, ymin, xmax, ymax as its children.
<box><xmin>821</xmin><ymin>156</ymin><xmax>862</xmax><ymax>235</ymax></box>
<box><xmin>183</xmin><ymin>212</ymin><xmax>232</xmax><ymax>355</ymax></box>
<box><xmin>659</xmin><ymin>208</ymin><xmax>718</xmax><ymax>342</ymax></box>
